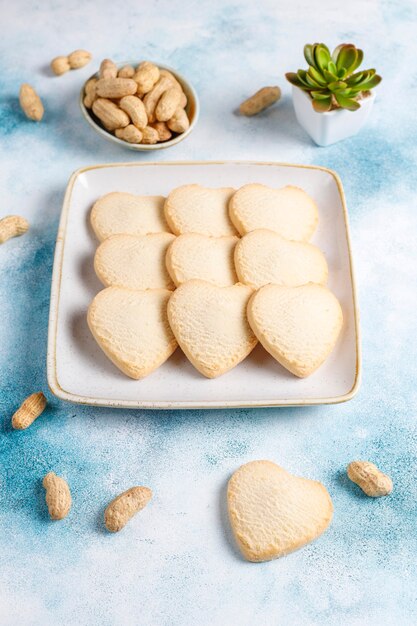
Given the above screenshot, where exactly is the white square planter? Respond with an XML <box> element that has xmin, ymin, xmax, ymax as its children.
<box><xmin>292</xmin><ymin>85</ymin><xmax>375</xmax><ymax>147</ymax></box>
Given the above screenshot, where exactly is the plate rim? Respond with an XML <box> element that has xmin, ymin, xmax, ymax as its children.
<box><xmin>46</xmin><ymin>160</ymin><xmax>362</xmax><ymax>409</ymax></box>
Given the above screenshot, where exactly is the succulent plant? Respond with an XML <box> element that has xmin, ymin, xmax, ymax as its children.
<box><xmin>286</xmin><ymin>43</ymin><xmax>382</xmax><ymax>112</ymax></box>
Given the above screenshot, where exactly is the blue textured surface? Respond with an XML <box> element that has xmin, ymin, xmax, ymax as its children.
<box><xmin>1</xmin><ymin>1</ymin><xmax>416</xmax><ymax>624</ymax></box>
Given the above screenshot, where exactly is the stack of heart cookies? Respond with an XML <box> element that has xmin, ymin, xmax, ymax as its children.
<box><xmin>88</xmin><ymin>183</ymin><xmax>343</xmax><ymax>379</ymax></box>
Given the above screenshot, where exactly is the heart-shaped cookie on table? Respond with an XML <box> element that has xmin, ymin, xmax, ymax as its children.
<box><xmin>234</xmin><ymin>229</ymin><xmax>328</xmax><ymax>289</ymax></box>
<box><xmin>94</xmin><ymin>232</ymin><xmax>176</xmax><ymax>290</ymax></box>
<box><xmin>229</xmin><ymin>183</ymin><xmax>318</xmax><ymax>241</ymax></box>
<box><xmin>248</xmin><ymin>283</ymin><xmax>343</xmax><ymax>377</ymax></box>
<box><xmin>167</xmin><ymin>280</ymin><xmax>257</xmax><ymax>378</ymax></box>
<box><xmin>166</xmin><ymin>233</ymin><xmax>239</xmax><ymax>287</ymax></box>
<box><xmin>164</xmin><ymin>184</ymin><xmax>237</xmax><ymax>236</ymax></box>
<box><xmin>87</xmin><ymin>287</ymin><xmax>177</xmax><ymax>379</ymax></box>
<box><xmin>227</xmin><ymin>460</ymin><xmax>333</xmax><ymax>562</ymax></box>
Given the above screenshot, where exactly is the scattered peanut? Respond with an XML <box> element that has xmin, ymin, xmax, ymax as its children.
<box><xmin>83</xmin><ymin>78</ymin><xmax>97</xmax><ymax>109</ymax></box>
<box><xmin>100</xmin><ymin>58</ymin><xmax>118</xmax><ymax>79</ymax></box>
<box><xmin>119</xmin><ymin>95</ymin><xmax>148</xmax><ymax>129</ymax></box>
<box><xmin>115</xmin><ymin>125</ymin><xmax>143</xmax><ymax>144</ymax></box>
<box><xmin>141</xmin><ymin>126</ymin><xmax>159</xmax><ymax>144</ymax></box>
<box><xmin>92</xmin><ymin>98</ymin><xmax>130</xmax><ymax>130</ymax></box>
<box><xmin>19</xmin><ymin>84</ymin><xmax>44</xmax><ymax>121</ymax></box>
<box><xmin>43</xmin><ymin>472</ymin><xmax>72</xmax><ymax>520</ymax></box>
<box><xmin>239</xmin><ymin>86</ymin><xmax>281</xmax><ymax>116</ymax></box>
<box><xmin>51</xmin><ymin>50</ymin><xmax>91</xmax><ymax>75</ymax></box>
<box><xmin>68</xmin><ymin>49</ymin><xmax>92</xmax><ymax>69</ymax></box>
<box><xmin>155</xmin><ymin>87</ymin><xmax>181</xmax><ymax>122</ymax></box>
<box><xmin>0</xmin><ymin>215</ymin><xmax>29</xmax><ymax>244</ymax></box>
<box><xmin>134</xmin><ymin>61</ymin><xmax>160</xmax><ymax>95</ymax></box>
<box><xmin>11</xmin><ymin>392</ymin><xmax>46</xmax><ymax>430</ymax></box>
<box><xmin>50</xmin><ymin>56</ymin><xmax>70</xmax><ymax>76</ymax></box>
<box><xmin>96</xmin><ymin>77</ymin><xmax>138</xmax><ymax>99</ymax></box>
<box><xmin>347</xmin><ymin>461</ymin><xmax>393</xmax><ymax>497</ymax></box>
<box><xmin>104</xmin><ymin>486</ymin><xmax>152</xmax><ymax>532</ymax></box>
<box><xmin>167</xmin><ymin>107</ymin><xmax>190</xmax><ymax>133</ymax></box>
<box><xmin>118</xmin><ymin>64</ymin><xmax>135</xmax><ymax>79</ymax></box>
<box><xmin>151</xmin><ymin>121</ymin><xmax>172</xmax><ymax>141</ymax></box>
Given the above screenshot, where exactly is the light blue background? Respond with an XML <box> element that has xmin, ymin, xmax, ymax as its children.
<box><xmin>0</xmin><ymin>1</ymin><xmax>416</xmax><ymax>624</ymax></box>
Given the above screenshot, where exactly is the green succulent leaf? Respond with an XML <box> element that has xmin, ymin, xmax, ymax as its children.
<box><xmin>286</xmin><ymin>72</ymin><xmax>303</xmax><ymax>86</ymax></box>
<box><xmin>331</xmin><ymin>44</ymin><xmax>345</xmax><ymax>63</ymax></box>
<box><xmin>349</xmin><ymin>48</ymin><xmax>364</xmax><ymax>73</ymax></box>
<box><xmin>346</xmin><ymin>71</ymin><xmax>364</xmax><ymax>85</ymax></box>
<box><xmin>320</xmin><ymin>43</ymin><xmax>331</xmax><ymax>56</ymax></box>
<box><xmin>358</xmin><ymin>74</ymin><xmax>382</xmax><ymax>90</ymax></box>
<box><xmin>297</xmin><ymin>70</ymin><xmax>312</xmax><ymax>85</ymax></box>
<box><xmin>308</xmin><ymin>66</ymin><xmax>327</xmax><ymax>85</ymax></box>
<box><xmin>334</xmin><ymin>93</ymin><xmax>360</xmax><ymax>110</ymax></box>
<box><xmin>314</xmin><ymin>44</ymin><xmax>331</xmax><ymax>71</ymax></box>
<box><xmin>305</xmin><ymin>73</ymin><xmax>322</xmax><ymax>88</ymax></box>
<box><xmin>292</xmin><ymin>70</ymin><xmax>313</xmax><ymax>89</ymax></box>
<box><xmin>327</xmin><ymin>61</ymin><xmax>338</xmax><ymax>75</ymax></box>
<box><xmin>285</xmin><ymin>72</ymin><xmax>313</xmax><ymax>91</ymax></box>
<box><xmin>328</xmin><ymin>80</ymin><xmax>348</xmax><ymax>92</ymax></box>
<box><xmin>303</xmin><ymin>44</ymin><xmax>317</xmax><ymax>69</ymax></box>
<box><xmin>356</xmin><ymin>69</ymin><xmax>376</xmax><ymax>84</ymax></box>
<box><xmin>338</xmin><ymin>45</ymin><xmax>364</xmax><ymax>75</ymax></box>
<box><xmin>323</xmin><ymin>68</ymin><xmax>339</xmax><ymax>82</ymax></box>
<box><xmin>335</xmin><ymin>88</ymin><xmax>353</xmax><ymax>97</ymax></box>
<box><xmin>336</xmin><ymin>45</ymin><xmax>358</xmax><ymax>73</ymax></box>
<box><xmin>311</xmin><ymin>90</ymin><xmax>331</xmax><ymax>99</ymax></box>
<box><xmin>312</xmin><ymin>96</ymin><xmax>332</xmax><ymax>112</ymax></box>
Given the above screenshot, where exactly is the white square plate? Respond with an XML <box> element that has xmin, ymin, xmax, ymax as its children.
<box><xmin>47</xmin><ymin>161</ymin><xmax>361</xmax><ymax>409</ymax></box>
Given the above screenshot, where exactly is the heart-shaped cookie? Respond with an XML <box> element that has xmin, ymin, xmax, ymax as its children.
<box><xmin>87</xmin><ymin>287</ymin><xmax>177</xmax><ymax>379</ymax></box>
<box><xmin>234</xmin><ymin>229</ymin><xmax>328</xmax><ymax>289</ymax></box>
<box><xmin>91</xmin><ymin>192</ymin><xmax>169</xmax><ymax>241</ymax></box>
<box><xmin>248</xmin><ymin>283</ymin><xmax>343</xmax><ymax>377</ymax></box>
<box><xmin>94</xmin><ymin>232</ymin><xmax>176</xmax><ymax>290</ymax></box>
<box><xmin>166</xmin><ymin>233</ymin><xmax>239</xmax><ymax>287</ymax></box>
<box><xmin>229</xmin><ymin>183</ymin><xmax>318</xmax><ymax>241</ymax></box>
<box><xmin>164</xmin><ymin>184</ymin><xmax>237</xmax><ymax>236</ymax></box>
<box><xmin>168</xmin><ymin>280</ymin><xmax>257</xmax><ymax>378</ymax></box>
<box><xmin>228</xmin><ymin>460</ymin><xmax>333</xmax><ymax>562</ymax></box>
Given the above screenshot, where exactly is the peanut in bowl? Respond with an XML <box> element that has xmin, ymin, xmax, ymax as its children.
<box><xmin>79</xmin><ymin>60</ymin><xmax>199</xmax><ymax>151</ymax></box>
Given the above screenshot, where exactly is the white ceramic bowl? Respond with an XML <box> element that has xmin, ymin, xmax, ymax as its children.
<box><xmin>79</xmin><ymin>61</ymin><xmax>199</xmax><ymax>151</ymax></box>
